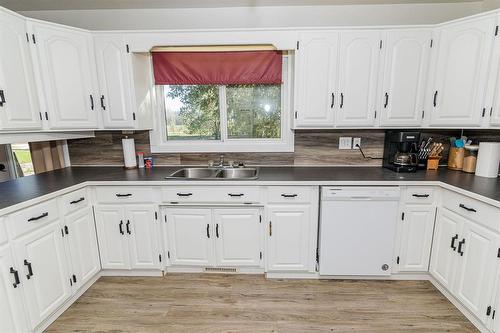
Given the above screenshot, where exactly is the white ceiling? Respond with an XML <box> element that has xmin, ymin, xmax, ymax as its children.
<box><xmin>0</xmin><ymin>0</ymin><xmax>482</xmax><ymax>11</ymax></box>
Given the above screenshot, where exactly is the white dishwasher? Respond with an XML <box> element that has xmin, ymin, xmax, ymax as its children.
<box><xmin>319</xmin><ymin>186</ymin><xmax>400</xmax><ymax>276</ymax></box>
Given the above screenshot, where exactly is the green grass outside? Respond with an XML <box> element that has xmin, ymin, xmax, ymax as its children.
<box><xmin>14</xmin><ymin>150</ymin><xmax>32</xmax><ymax>164</ymax></box>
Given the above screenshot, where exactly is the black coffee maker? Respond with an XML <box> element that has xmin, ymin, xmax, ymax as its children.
<box><xmin>383</xmin><ymin>131</ymin><xmax>421</xmax><ymax>172</ymax></box>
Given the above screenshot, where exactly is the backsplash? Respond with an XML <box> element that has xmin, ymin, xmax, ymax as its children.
<box><xmin>67</xmin><ymin>129</ymin><xmax>500</xmax><ymax>167</ymax></box>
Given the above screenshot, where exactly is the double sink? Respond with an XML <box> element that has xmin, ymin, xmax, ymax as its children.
<box><xmin>166</xmin><ymin>167</ymin><xmax>259</xmax><ymax>180</ymax></box>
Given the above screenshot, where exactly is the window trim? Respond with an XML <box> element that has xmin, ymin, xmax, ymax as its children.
<box><xmin>149</xmin><ymin>55</ymin><xmax>294</xmax><ymax>153</ymax></box>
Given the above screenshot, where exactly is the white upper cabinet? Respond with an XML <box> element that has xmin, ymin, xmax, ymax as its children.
<box><xmin>28</xmin><ymin>20</ymin><xmax>99</xmax><ymax>129</ymax></box>
<box><xmin>485</xmin><ymin>14</ymin><xmax>500</xmax><ymax>127</ymax></box>
<box><xmin>0</xmin><ymin>9</ymin><xmax>42</xmax><ymax>131</ymax></box>
<box><xmin>379</xmin><ymin>29</ymin><xmax>432</xmax><ymax>127</ymax></box>
<box><xmin>294</xmin><ymin>32</ymin><xmax>339</xmax><ymax>128</ymax></box>
<box><xmin>94</xmin><ymin>34</ymin><xmax>135</xmax><ymax>129</ymax></box>
<box><xmin>429</xmin><ymin>16</ymin><xmax>495</xmax><ymax>127</ymax></box>
<box><xmin>336</xmin><ymin>31</ymin><xmax>381</xmax><ymax>127</ymax></box>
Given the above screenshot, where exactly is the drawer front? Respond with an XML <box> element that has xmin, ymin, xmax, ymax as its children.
<box><xmin>61</xmin><ymin>188</ymin><xmax>89</xmax><ymax>215</ymax></box>
<box><xmin>405</xmin><ymin>186</ymin><xmax>435</xmax><ymax>204</ymax></box>
<box><xmin>7</xmin><ymin>199</ymin><xmax>59</xmax><ymax>239</ymax></box>
<box><xmin>442</xmin><ymin>190</ymin><xmax>499</xmax><ymax>231</ymax></box>
<box><xmin>163</xmin><ymin>186</ymin><xmax>261</xmax><ymax>203</ymax></box>
<box><xmin>267</xmin><ymin>186</ymin><xmax>314</xmax><ymax>203</ymax></box>
<box><xmin>0</xmin><ymin>218</ymin><xmax>7</xmax><ymax>245</ymax></box>
<box><xmin>95</xmin><ymin>186</ymin><xmax>154</xmax><ymax>204</ymax></box>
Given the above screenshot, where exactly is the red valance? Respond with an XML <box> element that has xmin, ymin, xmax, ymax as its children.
<box><xmin>152</xmin><ymin>50</ymin><xmax>282</xmax><ymax>85</ymax></box>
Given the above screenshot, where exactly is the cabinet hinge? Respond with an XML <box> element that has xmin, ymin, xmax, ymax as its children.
<box><xmin>495</xmin><ymin>25</ymin><xmax>499</xmax><ymax>36</ymax></box>
<box><xmin>482</xmin><ymin>108</ymin><xmax>486</xmax><ymax>117</ymax></box>
<box><xmin>401</xmin><ymin>212</ymin><xmax>405</xmax><ymax>220</ymax></box>
<box><xmin>396</xmin><ymin>256</ymin><xmax>400</xmax><ymax>264</ymax></box>
<box><xmin>167</xmin><ymin>251</ymin><xmax>170</xmax><ymax>259</ymax></box>
<box><xmin>379</xmin><ymin>40</ymin><xmax>383</xmax><ymax>49</ymax></box>
<box><xmin>133</xmin><ymin>112</ymin><xmax>136</xmax><ymax>120</ymax></box>
<box><xmin>64</xmin><ymin>225</ymin><xmax>69</xmax><ymax>235</ymax></box>
<box><xmin>44</xmin><ymin>112</ymin><xmax>49</xmax><ymax>120</ymax></box>
<box><xmin>259</xmin><ymin>251</ymin><xmax>263</xmax><ymax>260</ymax></box>
<box><xmin>72</xmin><ymin>274</ymin><xmax>77</xmax><ymax>283</ymax></box>
<box><xmin>126</xmin><ymin>44</ymin><xmax>130</xmax><ymax>53</ymax></box>
<box><xmin>487</xmin><ymin>306</ymin><xmax>492</xmax><ymax>316</ymax></box>
<box><xmin>155</xmin><ymin>212</ymin><xmax>158</xmax><ymax>220</ymax></box>
<box><xmin>296</xmin><ymin>41</ymin><xmax>299</xmax><ymax>50</ymax></box>
<box><xmin>421</xmin><ymin>110</ymin><xmax>425</xmax><ymax>119</ymax></box>
<box><xmin>31</xmin><ymin>34</ymin><xmax>36</xmax><ymax>44</ymax></box>
<box><xmin>430</xmin><ymin>39</ymin><xmax>433</xmax><ymax>48</ymax></box>
<box><xmin>294</xmin><ymin>111</ymin><xmax>298</xmax><ymax>119</ymax></box>
<box><xmin>159</xmin><ymin>254</ymin><xmax>162</xmax><ymax>262</ymax></box>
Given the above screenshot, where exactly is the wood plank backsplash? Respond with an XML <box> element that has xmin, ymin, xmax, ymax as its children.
<box><xmin>67</xmin><ymin>129</ymin><xmax>500</xmax><ymax>167</ymax></box>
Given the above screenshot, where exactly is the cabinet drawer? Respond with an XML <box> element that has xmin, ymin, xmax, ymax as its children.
<box><xmin>267</xmin><ymin>186</ymin><xmax>314</xmax><ymax>203</ymax></box>
<box><xmin>442</xmin><ymin>190</ymin><xmax>499</xmax><ymax>231</ymax></box>
<box><xmin>163</xmin><ymin>186</ymin><xmax>261</xmax><ymax>203</ymax></box>
<box><xmin>0</xmin><ymin>218</ymin><xmax>7</xmax><ymax>245</ymax></box>
<box><xmin>95</xmin><ymin>186</ymin><xmax>154</xmax><ymax>204</ymax></box>
<box><xmin>61</xmin><ymin>188</ymin><xmax>89</xmax><ymax>215</ymax></box>
<box><xmin>7</xmin><ymin>199</ymin><xmax>59</xmax><ymax>239</ymax></box>
<box><xmin>405</xmin><ymin>186</ymin><xmax>435</xmax><ymax>204</ymax></box>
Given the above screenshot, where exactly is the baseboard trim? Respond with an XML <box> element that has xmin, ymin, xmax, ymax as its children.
<box><xmin>100</xmin><ymin>269</ymin><xmax>163</xmax><ymax>277</ymax></box>
<box><xmin>165</xmin><ymin>266</ymin><xmax>265</xmax><ymax>274</ymax></box>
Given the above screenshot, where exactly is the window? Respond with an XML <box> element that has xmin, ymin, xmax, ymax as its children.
<box><xmin>150</xmin><ymin>52</ymin><xmax>293</xmax><ymax>153</ymax></box>
<box><xmin>11</xmin><ymin>143</ymin><xmax>34</xmax><ymax>177</ymax></box>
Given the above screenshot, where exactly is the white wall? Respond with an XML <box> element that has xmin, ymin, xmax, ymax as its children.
<box><xmin>20</xmin><ymin>2</ymin><xmax>483</xmax><ymax>30</ymax></box>
<box><xmin>483</xmin><ymin>0</ymin><xmax>500</xmax><ymax>10</ymax></box>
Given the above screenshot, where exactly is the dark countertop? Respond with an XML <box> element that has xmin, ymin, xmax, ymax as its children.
<box><xmin>1</xmin><ymin>166</ymin><xmax>500</xmax><ymax>211</ymax></box>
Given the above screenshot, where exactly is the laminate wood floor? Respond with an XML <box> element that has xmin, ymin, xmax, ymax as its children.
<box><xmin>46</xmin><ymin>274</ymin><xmax>478</xmax><ymax>333</ymax></box>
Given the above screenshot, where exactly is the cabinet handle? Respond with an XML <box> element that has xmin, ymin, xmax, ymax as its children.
<box><xmin>228</xmin><ymin>193</ymin><xmax>244</xmax><ymax>197</ymax></box>
<box><xmin>340</xmin><ymin>93</ymin><xmax>344</xmax><ymax>108</ymax></box>
<box><xmin>177</xmin><ymin>193</ymin><xmax>193</xmax><ymax>197</ymax></box>
<box><xmin>0</xmin><ymin>90</ymin><xmax>5</xmax><ymax>107</ymax></box>
<box><xmin>116</xmin><ymin>193</ymin><xmax>132</xmax><ymax>197</ymax></box>
<box><xmin>459</xmin><ymin>204</ymin><xmax>476</xmax><ymax>212</ymax></box>
<box><xmin>450</xmin><ymin>234</ymin><xmax>458</xmax><ymax>251</ymax></box>
<box><xmin>100</xmin><ymin>95</ymin><xmax>106</xmax><ymax>110</ymax></box>
<box><xmin>70</xmin><ymin>197</ymin><xmax>85</xmax><ymax>204</ymax></box>
<box><xmin>269</xmin><ymin>221</ymin><xmax>272</xmax><ymax>236</ymax></box>
<box><xmin>281</xmin><ymin>194</ymin><xmax>298</xmax><ymax>198</ymax></box>
<box><xmin>458</xmin><ymin>238</ymin><xmax>466</xmax><ymax>256</ymax></box>
<box><xmin>10</xmin><ymin>267</ymin><xmax>20</xmax><ymax>288</ymax></box>
<box><xmin>216</xmin><ymin>224</ymin><xmax>219</xmax><ymax>238</ymax></box>
<box><xmin>433</xmin><ymin>91</ymin><xmax>438</xmax><ymax>107</ymax></box>
<box><xmin>126</xmin><ymin>220</ymin><xmax>131</xmax><ymax>234</ymax></box>
<box><xmin>24</xmin><ymin>260</ymin><xmax>33</xmax><ymax>279</ymax></box>
<box><xmin>412</xmin><ymin>194</ymin><xmax>430</xmax><ymax>198</ymax></box>
<box><xmin>206</xmin><ymin>224</ymin><xmax>210</xmax><ymax>238</ymax></box>
<box><xmin>330</xmin><ymin>93</ymin><xmax>335</xmax><ymax>108</ymax></box>
<box><xmin>119</xmin><ymin>220</ymin><xmax>124</xmax><ymax>235</ymax></box>
<box><xmin>384</xmin><ymin>92</ymin><xmax>389</xmax><ymax>108</ymax></box>
<box><xmin>27</xmin><ymin>212</ymin><xmax>48</xmax><ymax>222</ymax></box>
<box><xmin>90</xmin><ymin>95</ymin><xmax>94</xmax><ymax>110</ymax></box>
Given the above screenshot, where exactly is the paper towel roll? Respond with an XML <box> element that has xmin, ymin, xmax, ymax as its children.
<box><xmin>475</xmin><ymin>142</ymin><xmax>500</xmax><ymax>178</ymax></box>
<box><xmin>122</xmin><ymin>138</ymin><xmax>137</xmax><ymax>169</ymax></box>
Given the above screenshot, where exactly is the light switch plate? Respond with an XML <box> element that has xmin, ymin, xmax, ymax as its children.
<box><xmin>339</xmin><ymin>137</ymin><xmax>352</xmax><ymax>150</ymax></box>
<box><xmin>353</xmin><ymin>138</ymin><xmax>361</xmax><ymax>149</ymax></box>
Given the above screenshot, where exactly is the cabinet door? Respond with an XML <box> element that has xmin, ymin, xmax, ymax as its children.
<box><xmin>213</xmin><ymin>209</ymin><xmax>261</xmax><ymax>267</ymax></box>
<box><xmin>379</xmin><ymin>30</ymin><xmax>432</xmax><ymax>127</ymax></box>
<box><xmin>126</xmin><ymin>205</ymin><xmax>160</xmax><ymax>270</ymax></box>
<box><xmin>65</xmin><ymin>207</ymin><xmax>100</xmax><ymax>288</ymax></box>
<box><xmin>0</xmin><ymin>245</ymin><xmax>29</xmax><ymax>333</ymax></box>
<box><xmin>267</xmin><ymin>205</ymin><xmax>312</xmax><ymax>272</ymax></box>
<box><xmin>486</xmin><ymin>16</ymin><xmax>500</xmax><ymax>127</ymax></box>
<box><xmin>14</xmin><ymin>221</ymin><xmax>71</xmax><ymax>329</ymax></box>
<box><xmin>429</xmin><ymin>208</ymin><xmax>462</xmax><ymax>290</ymax></box>
<box><xmin>489</xmin><ymin>268</ymin><xmax>500</xmax><ymax>333</ymax></box>
<box><xmin>94</xmin><ymin>206</ymin><xmax>130</xmax><ymax>270</ymax></box>
<box><xmin>29</xmin><ymin>21</ymin><xmax>99</xmax><ymax>129</ymax></box>
<box><xmin>294</xmin><ymin>32</ymin><xmax>339</xmax><ymax>128</ymax></box>
<box><xmin>336</xmin><ymin>31</ymin><xmax>381</xmax><ymax>127</ymax></box>
<box><xmin>429</xmin><ymin>18</ymin><xmax>494</xmax><ymax>126</ymax></box>
<box><xmin>453</xmin><ymin>219</ymin><xmax>498</xmax><ymax>322</ymax></box>
<box><xmin>165</xmin><ymin>208</ymin><xmax>214</xmax><ymax>267</ymax></box>
<box><xmin>0</xmin><ymin>11</ymin><xmax>41</xmax><ymax>131</ymax></box>
<box><xmin>397</xmin><ymin>205</ymin><xmax>436</xmax><ymax>272</ymax></box>
<box><xmin>94</xmin><ymin>35</ymin><xmax>135</xmax><ymax>129</ymax></box>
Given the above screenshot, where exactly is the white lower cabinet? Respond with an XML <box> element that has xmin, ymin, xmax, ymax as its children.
<box><xmin>266</xmin><ymin>204</ymin><xmax>317</xmax><ymax>272</ymax></box>
<box><xmin>95</xmin><ymin>205</ymin><xmax>161</xmax><ymax>270</ymax></box>
<box><xmin>430</xmin><ymin>207</ymin><xmax>499</xmax><ymax>324</ymax></box>
<box><xmin>14</xmin><ymin>220</ymin><xmax>71</xmax><ymax>329</ymax></box>
<box><xmin>0</xmin><ymin>245</ymin><xmax>29</xmax><ymax>333</ymax></box>
<box><xmin>396</xmin><ymin>205</ymin><xmax>436</xmax><ymax>272</ymax></box>
<box><xmin>163</xmin><ymin>207</ymin><xmax>262</xmax><ymax>269</ymax></box>
<box><xmin>63</xmin><ymin>206</ymin><xmax>100</xmax><ymax>288</ymax></box>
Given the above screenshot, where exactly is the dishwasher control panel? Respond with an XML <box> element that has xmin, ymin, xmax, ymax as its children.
<box><xmin>321</xmin><ymin>186</ymin><xmax>400</xmax><ymax>200</ymax></box>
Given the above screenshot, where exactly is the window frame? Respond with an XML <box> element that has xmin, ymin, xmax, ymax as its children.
<box><xmin>149</xmin><ymin>55</ymin><xmax>294</xmax><ymax>153</ymax></box>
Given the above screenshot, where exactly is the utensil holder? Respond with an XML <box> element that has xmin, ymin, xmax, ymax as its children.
<box><xmin>427</xmin><ymin>157</ymin><xmax>440</xmax><ymax>170</ymax></box>
<box><xmin>447</xmin><ymin>147</ymin><xmax>465</xmax><ymax>170</ymax></box>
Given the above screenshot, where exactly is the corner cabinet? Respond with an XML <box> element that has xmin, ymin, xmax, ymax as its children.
<box><xmin>28</xmin><ymin>20</ymin><xmax>99</xmax><ymax>130</ymax></box>
<box><xmin>428</xmin><ymin>17</ymin><xmax>495</xmax><ymax>127</ymax></box>
<box><xmin>0</xmin><ymin>9</ymin><xmax>42</xmax><ymax>131</ymax></box>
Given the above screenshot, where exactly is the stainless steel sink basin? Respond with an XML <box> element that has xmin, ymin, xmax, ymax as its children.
<box><xmin>166</xmin><ymin>167</ymin><xmax>259</xmax><ymax>180</ymax></box>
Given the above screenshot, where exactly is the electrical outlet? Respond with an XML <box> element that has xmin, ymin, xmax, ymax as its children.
<box><xmin>339</xmin><ymin>137</ymin><xmax>352</xmax><ymax>150</ymax></box>
<box><xmin>353</xmin><ymin>138</ymin><xmax>361</xmax><ymax>149</ymax></box>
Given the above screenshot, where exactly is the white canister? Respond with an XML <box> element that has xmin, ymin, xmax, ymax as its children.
<box><xmin>475</xmin><ymin>142</ymin><xmax>500</xmax><ymax>178</ymax></box>
<box><xmin>122</xmin><ymin>137</ymin><xmax>137</xmax><ymax>169</ymax></box>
